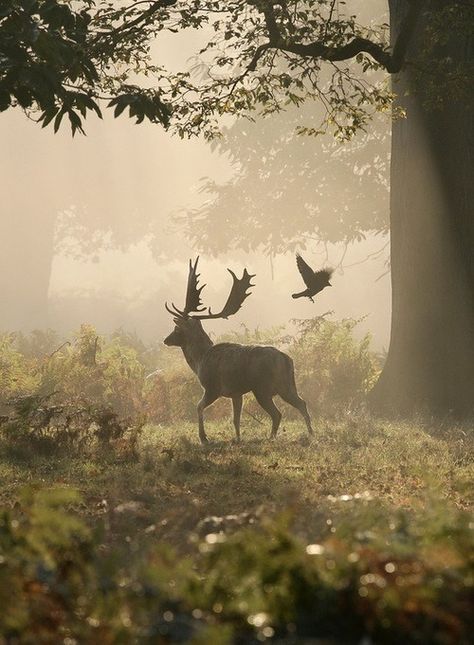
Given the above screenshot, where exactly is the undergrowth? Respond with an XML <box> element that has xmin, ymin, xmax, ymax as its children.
<box><xmin>0</xmin><ymin>325</ymin><xmax>472</xmax><ymax>643</ymax></box>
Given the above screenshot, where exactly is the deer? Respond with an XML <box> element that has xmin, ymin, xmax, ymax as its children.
<box><xmin>163</xmin><ymin>258</ymin><xmax>314</xmax><ymax>444</ymax></box>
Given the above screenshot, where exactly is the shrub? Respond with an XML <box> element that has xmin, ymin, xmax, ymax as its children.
<box><xmin>0</xmin><ymin>318</ymin><xmax>381</xmax><ymax>448</ymax></box>
<box><xmin>0</xmin><ymin>325</ymin><xmax>147</xmax><ymax>454</ymax></box>
<box><xmin>290</xmin><ymin>316</ymin><xmax>381</xmax><ymax>415</ymax></box>
<box><xmin>0</xmin><ymin>488</ymin><xmax>471</xmax><ymax>644</ymax></box>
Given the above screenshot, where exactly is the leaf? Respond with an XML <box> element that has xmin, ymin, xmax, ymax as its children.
<box><xmin>39</xmin><ymin>107</ymin><xmax>59</xmax><ymax>128</ymax></box>
<box><xmin>68</xmin><ymin>109</ymin><xmax>84</xmax><ymax>136</ymax></box>
<box><xmin>53</xmin><ymin>108</ymin><xmax>65</xmax><ymax>133</ymax></box>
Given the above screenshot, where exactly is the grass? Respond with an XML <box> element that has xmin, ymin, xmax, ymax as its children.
<box><xmin>0</xmin><ymin>413</ymin><xmax>473</xmax><ymax>643</ymax></box>
<box><xmin>1</xmin><ymin>413</ymin><xmax>472</xmax><ymax>551</ymax></box>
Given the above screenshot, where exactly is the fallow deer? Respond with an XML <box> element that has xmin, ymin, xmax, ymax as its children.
<box><xmin>164</xmin><ymin>258</ymin><xmax>313</xmax><ymax>443</ymax></box>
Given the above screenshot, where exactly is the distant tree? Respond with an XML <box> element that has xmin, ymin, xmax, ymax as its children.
<box><xmin>0</xmin><ymin>0</ymin><xmax>179</xmax><ymax>328</ymax></box>
<box><xmin>177</xmin><ymin>103</ymin><xmax>390</xmax><ymax>257</ymax></box>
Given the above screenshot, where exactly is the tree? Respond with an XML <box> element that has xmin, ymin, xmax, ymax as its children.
<box><xmin>3</xmin><ymin>1</ymin><xmax>474</xmax><ymax>416</ymax></box>
<box><xmin>164</xmin><ymin>0</ymin><xmax>473</xmax><ymax>418</ymax></box>
<box><xmin>0</xmin><ymin>0</ymin><xmax>173</xmax><ymax>133</ymax></box>
<box><xmin>371</xmin><ymin>1</ymin><xmax>474</xmax><ymax>416</ymax></box>
<box><xmin>176</xmin><ymin>103</ymin><xmax>390</xmax><ymax>257</ymax></box>
<box><xmin>0</xmin><ymin>0</ymin><xmax>180</xmax><ymax>327</ymax></box>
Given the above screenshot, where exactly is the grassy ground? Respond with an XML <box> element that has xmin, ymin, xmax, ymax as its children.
<box><xmin>0</xmin><ymin>413</ymin><xmax>473</xmax><ymax>643</ymax></box>
<box><xmin>1</xmin><ymin>328</ymin><xmax>471</xmax><ymax>641</ymax></box>
<box><xmin>1</xmin><ymin>413</ymin><xmax>472</xmax><ymax>551</ymax></box>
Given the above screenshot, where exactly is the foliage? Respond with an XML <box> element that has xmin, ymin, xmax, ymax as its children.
<box><xmin>0</xmin><ymin>486</ymin><xmax>204</xmax><ymax>642</ymax></box>
<box><xmin>0</xmin><ymin>325</ymin><xmax>151</xmax><ymax>453</ymax></box>
<box><xmin>0</xmin><ymin>318</ymin><xmax>380</xmax><ymax>447</ymax></box>
<box><xmin>0</xmin><ymin>487</ymin><xmax>94</xmax><ymax>641</ymax></box>
<box><xmin>290</xmin><ymin>316</ymin><xmax>381</xmax><ymax>414</ymax></box>
<box><xmin>192</xmin><ymin>508</ymin><xmax>473</xmax><ymax>643</ymax></box>
<box><xmin>0</xmin><ymin>0</ymin><xmax>172</xmax><ymax>134</ymax></box>
<box><xmin>1</xmin><ymin>388</ymin><xmax>473</xmax><ymax>641</ymax></box>
<box><xmin>416</xmin><ymin>2</ymin><xmax>474</xmax><ymax>109</ymax></box>
<box><xmin>0</xmin><ymin>479</ymin><xmax>472</xmax><ymax>643</ymax></box>
<box><xmin>166</xmin><ymin>0</ymin><xmax>396</xmax><ymax>141</ymax></box>
<box><xmin>0</xmin><ymin>333</ymin><xmax>39</xmax><ymax>402</ymax></box>
<box><xmin>177</xmin><ymin>105</ymin><xmax>390</xmax><ymax>255</ymax></box>
<box><xmin>4</xmin><ymin>1</ymin><xmax>473</xmax><ymax>137</ymax></box>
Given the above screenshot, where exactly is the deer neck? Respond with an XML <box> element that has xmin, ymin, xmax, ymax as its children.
<box><xmin>181</xmin><ymin>328</ymin><xmax>213</xmax><ymax>375</ymax></box>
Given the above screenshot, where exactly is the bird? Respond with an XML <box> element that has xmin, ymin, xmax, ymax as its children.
<box><xmin>292</xmin><ymin>253</ymin><xmax>333</xmax><ymax>302</ymax></box>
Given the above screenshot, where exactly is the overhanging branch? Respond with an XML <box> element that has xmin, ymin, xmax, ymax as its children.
<box><xmin>255</xmin><ymin>0</ymin><xmax>425</xmax><ymax>74</ymax></box>
<box><xmin>97</xmin><ymin>0</ymin><xmax>177</xmax><ymax>39</ymax></box>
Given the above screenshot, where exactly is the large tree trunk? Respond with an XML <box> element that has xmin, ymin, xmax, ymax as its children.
<box><xmin>0</xmin><ymin>196</ymin><xmax>55</xmax><ymax>331</ymax></box>
<box><xmin>370</xmin><ymin>1</ymin><xmax>474</xmax><ymax>417</ymax></box>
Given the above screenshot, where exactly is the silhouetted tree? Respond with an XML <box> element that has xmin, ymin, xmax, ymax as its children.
<box><xmin>177</xmin><ymin>102</ymin><xmax>389</xmax><ymax>256</ymax></box>
<box><xmin>166</xmin><ymin>0</ymin><xmax>474</xmax><ymax>418</ymax></box>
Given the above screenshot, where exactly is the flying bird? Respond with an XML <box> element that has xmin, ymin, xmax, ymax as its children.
<box><xmin>292</xmin><ymin>253</ymin><xmax>333</xmax><ymax>302</ymax></box>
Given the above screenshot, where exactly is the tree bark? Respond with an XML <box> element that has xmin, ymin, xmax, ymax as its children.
<box><xmin>370</xmin><ymin>0</ymin><xmax>474</xmax><ymax>417</ymax></box>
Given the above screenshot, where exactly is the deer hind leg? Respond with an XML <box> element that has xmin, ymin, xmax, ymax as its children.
<box><xmin>279</xmin><ymin>391</ymin><xmax>314</xmax><ymax>435</ymax></box>
<box><xmin>231</xmin><ymin>395</ymin><xmax>243</xmax><ymax>442</ymax></box>
<box><xmin>197</xmin><ymin>391</ymin><xmax>218</xmax><ymax>444</ymax></box>
<box><xmin>253</xmin><ymin>391</ymin><xmax>282</xmax><ymax>438</ymax></box>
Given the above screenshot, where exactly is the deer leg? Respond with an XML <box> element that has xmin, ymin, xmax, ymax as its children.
<box><xmin>253</xmin><ymin>392</ymin><xmax>282</xmax><ymax>438</ymax></box>
<box><xmin>279</xmin><ymin>392</ymin><xmax>314</xmax><ymax>435</ymax></box>
<box><xmin>232</xmin><ymin>395</ymin><xmax>243</xmax><ymax>442</ymax></box>
<box><xmin>197</xmin><ymin>391</ymin><xmax>218</xmax><ymax>444</ymax></box>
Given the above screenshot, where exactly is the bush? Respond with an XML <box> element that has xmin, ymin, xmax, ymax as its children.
<box><xmin>1</xmin><ymin>488</ymin><xmax>471</xmax><ymax>644</ymax></box>
<box><xmin>290</xmin><ymin>316</ymin><xmax>382</xmax><ymax>415</ymax></box>
<box><xmin>0</xmin><ymin>325</ymin><xmax>147</xmax><ymax>454</ymax></box>
<box><xmin>0</xmin><ymin>318</ymin><xmax>381</xmax><ymax>450</ymax></box>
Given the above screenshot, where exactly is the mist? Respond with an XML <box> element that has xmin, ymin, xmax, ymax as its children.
<box><xmin>1</xmin><ymin>104</ymin><xmax>390</xmax><ymax>347</ymax></box>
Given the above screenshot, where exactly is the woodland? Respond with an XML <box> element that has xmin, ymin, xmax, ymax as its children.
<box><xmin>0</xmin><ymin>1</ymin><xmax>473</xmax><ymax>643</ymax></box>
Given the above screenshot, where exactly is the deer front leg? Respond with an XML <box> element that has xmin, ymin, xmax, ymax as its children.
<box><xmin>232</xmin><ymin>395</ymin><xmax>243</xmax><ymax>442</ymax></box>
<box><xmin>197</xmin><ymin>391</ymin><xmax>217</xmax><ymax>444</ymax></box>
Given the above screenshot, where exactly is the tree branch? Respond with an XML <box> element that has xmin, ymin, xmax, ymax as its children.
<box><xmin>257</xmin><ymin>0</ymin><xmax>425</xmax><ymax>74</ymax></box>
<box><xmin>278</xmin><ymin>37</ymin><xmax>395</xmax><ymax>69</ymax></box>
<box><xmin>99</xmin><ymin>0</ymin><xmax>177</xmax><ymax>38</ymax></box>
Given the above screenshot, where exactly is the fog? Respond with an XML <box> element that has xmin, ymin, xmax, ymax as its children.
<box><xmin>1</xmin><ymin>5</ymin><xmax>391</xmax><ymax>349</ymax></box>
<box><xmin>1</xmin><ymin>102</ymin><xmax>391</xmax><ymax>348</ymax></box>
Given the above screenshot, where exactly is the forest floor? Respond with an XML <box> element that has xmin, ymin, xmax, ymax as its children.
<box><xmin>1</xmin><ymin>414</ymin><xmax>473</xmax><ymax>643</ymax></box>
<box><xmin>1</xmin><ymin>414</ymin><xmax>472</xmax><ymax>551</ymax></box>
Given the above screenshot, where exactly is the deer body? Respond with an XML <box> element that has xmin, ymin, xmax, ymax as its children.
<box><xmin>165</xmin><ymin>316</ymin><xmax>313</xmax><ymax>443</ymax></box>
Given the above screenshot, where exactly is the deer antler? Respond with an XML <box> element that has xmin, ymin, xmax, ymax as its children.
<box><xmin>193</xmin><ymin>268</ymin><xmax>255</xmax><ymax>320</ymax></box>
<box><xmin>165</xmin><ymin>259</ymin><xmax>255</xmax><ymax>320</ymax></box>
<box><xmin>165</xmin><ymin>257</ymin><xmax>207</xmax><ymax>318</ymax></box>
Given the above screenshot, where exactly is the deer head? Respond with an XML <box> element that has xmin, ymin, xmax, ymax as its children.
<box><xmin>164</xmin><ymin>257</ymin><xmax>255</xmax><ymax>347</ymax></box>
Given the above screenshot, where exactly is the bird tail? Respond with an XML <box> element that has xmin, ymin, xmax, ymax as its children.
<box><xmin>292</xmin><ymin>292</ymin><xmax>304</xmax><ymax>299</ymax></box>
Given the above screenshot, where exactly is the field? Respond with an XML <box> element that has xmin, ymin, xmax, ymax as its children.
<box><xmin>0</xmin><ymin>325</ymin><xmax>473</xmax><ymax>643</ymax></box>
<box><xmin>1</xmin><ymin>416</ymin><xmax>473</xmax><ymax>643</ymax></box>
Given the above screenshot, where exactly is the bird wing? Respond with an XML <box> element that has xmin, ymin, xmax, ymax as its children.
<box><xmin>314</xmin><ymin>268</ymin><xmax>333</xmax><ymax>282</ymax></box>
<box><xmin>296</xmin><ymin>253</ymin><xmax>314</xmax><ymax>287</ymax></box>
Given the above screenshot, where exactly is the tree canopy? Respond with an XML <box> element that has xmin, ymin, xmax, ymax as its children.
<box><xmin>4</xmin><ymin>1</ymin><xmax>473</xmax><ymax>138</ymax></box>
<box><xmin>177</xmin><ymin>105</ymin><xmax>390</xmax><ymax>254</ymax></box>
<box><xmin>0</xmin><ymin>0</ymin><xmax>173</xmax><ymax>134</ymax></box>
